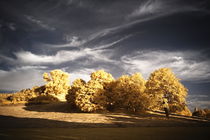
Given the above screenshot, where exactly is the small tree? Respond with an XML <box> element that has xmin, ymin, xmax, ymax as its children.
<box><xmin>145</xmin><ymin>68</ymin><xmax>191</xmax><ymax>115</ymax></box>
<box><xmin>43</xmin><ymin>69</ymin><xmax>70</xmax><ymax>101</ymax></box>
<box><xmin>111</xmin><ymin>73</ymin><xmax>148</xmax><ymax>112</ymax></box>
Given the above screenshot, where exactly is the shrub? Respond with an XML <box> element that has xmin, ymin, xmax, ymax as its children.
<box><xmin>27</xmin><ymin>95</ymin><xmax>59</xmax><ymax>105</ymax></box>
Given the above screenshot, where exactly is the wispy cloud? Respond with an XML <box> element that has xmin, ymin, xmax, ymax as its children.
<box><xmin>121</xmin><ymin>50</ymin><xmax>210</xmax><ymax>82</ymax></box>
<box><xmin>15</xmin><ymin>66</ymin><xmax>48</xmax><ymax>70</ymax></box>
<box><xmin>85</xmin><ymin>0</ymin><xmax>201</xmax><ymax>44</ymax></box>
<box><xmin>25</xmin><ymin>15</ymin><xmax>55</xmax><ymax>30</ymax></box>
<box><xmin>62</xmin><ymin>35</ymin><xmax>86</xmax><ymax>47</ymax></box>
<box><xmin>13</xmin><ymin>50</ymin><xmax>87</xmax><ymax>65</ymax></box>
<box><xmin>128</xmin><ymin>0</ymin><xmax>164</xmax><ymax>18</ymax></box>
<box><xmin>93</xmin><ymin>35</ymin><xmax>132</xmax><ymax>50</ymax></box>
<box><xmin>127</xmin><ymin>0</ymin><xmax>199</xmax><ymax>20</ymax></box>
<box><xmin>1</xmin><ymin>39</ymin><xmax>120</xmax><ymax>66</ymax></box>
<box><xmin>8</xmin><ymin>23</ymin><xmax>16</xmax><ymax>31</ymax></box>
<box><xmin>44</xmin><ymin>36</ymin><xmax>86</xmax><ymax>48</ymax></box>
<box><xmin>39</xmin><ymin>33</ymin><xmax>129</xmax><ymax>50</ymax></box>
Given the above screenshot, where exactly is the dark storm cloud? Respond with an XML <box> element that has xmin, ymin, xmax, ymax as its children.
<box><xmin>0</xmin><ymin>0</ymin><xmax>137</xmax><ymax>35</ymax></box>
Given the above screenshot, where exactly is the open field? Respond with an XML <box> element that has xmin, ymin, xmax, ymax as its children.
<box><xmin>0</xmin><ymin>103</ymin><xmax>210</xmax><ymax>140</ymax></box>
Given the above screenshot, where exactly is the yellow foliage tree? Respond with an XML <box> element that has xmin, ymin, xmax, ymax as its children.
<box><xmin>74</xmin><ymin>70</ymin><xmax>115</xmax><ymax>112</ymax></box>
<box><xmin>66</xmin><ymin>78</ymin><xmax>86</xmax><ymax>108</ymax></box>
<box><xmin>111</xmin><ymin>73</ymin><xmax>148</xmax><ymax>112</ymax></box>
<box><xmin>75</xmin><ymin>80</ymin><xmax>107</xmax><ymax>112</ymax></box>
<box><xmin>90</xmin><ymin>70</ymin><xmax>115</xmax><ymax>107</ymax></box>
<box><xmin>145</xmin><ymin>68</ymin><xmax>191</xmax><ymax>115</ymax></box>
<box><xmin>90</xmin><ymin>69</ymin><xmax>115</xmax><ymax>86</ymax></box>
<box><xmin>43</xmin><ymin>70</ymin><xmax>70</xmax><ymax>101</ymax></box>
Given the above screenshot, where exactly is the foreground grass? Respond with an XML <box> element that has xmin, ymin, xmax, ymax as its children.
<box><xmin>1</xmin><ymin>127</ymin><xmax>210</xmax><ymax>140</ymax></box>
<box><xmin>1</xmin><ymin>103</ymin><xmax>210</xmax><ymax>140</ymax></box>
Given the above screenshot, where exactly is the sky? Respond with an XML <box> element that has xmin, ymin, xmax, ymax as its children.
<box><xmin>0</xmin><ymin>0</ymin><xmax>210</xmax><ymax>109</ymax></box>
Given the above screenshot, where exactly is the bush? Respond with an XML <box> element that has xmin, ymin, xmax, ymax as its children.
<box><xmin>193</xmin><ymin>109</ymin><xmax>210</xmax><ymax>118</ymax></box>
<box><xmin>193</xmin><ymin>109</ymin><xmax>206</xmax><ymax>117</ymax></box>
<box><xmin>27</xmin><ymin>95</ymin><xmax>59</xmax><ymax>105</ymax></box>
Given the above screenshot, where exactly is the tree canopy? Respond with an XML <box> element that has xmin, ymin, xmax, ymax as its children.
<box><xmin>111</xmin><ymin>73</ymin><xmax>148</xmax><ymax>112</ymax></box>
<box><xmin>43</xmin><ymin>69</ymin><xmax>70</xmax><ymax>101</ymax></box>
<box><xmin>67</xmin><ymin>70</ymin><xmax>114</xmax><ymax>112</ymax></box>
<box><xmin>145</xmin><ymin>68</ymin><xmax>191</xmax><ymax>115</ymax></box>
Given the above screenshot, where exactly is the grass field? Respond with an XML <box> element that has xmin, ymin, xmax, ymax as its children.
<box><xmin>0</xmin><ymin>103</ymin><xmax>210</xmax><ymax>140</ymax></box>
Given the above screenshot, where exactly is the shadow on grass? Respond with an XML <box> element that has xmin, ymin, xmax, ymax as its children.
<box><xmin>0</xmin><ymin>115</ymin><xmax>210</xmax><ymax>140</ymax></box>
<box><xmin>0</xmin><ymin>115</ymin><xmax>113</xmax><ymax>128</ymax></box>
<box><xmin>24</xmin><ymin>102</ymin><xmax>82</xmax><ymax>113</ymax></box>
<box><xmin>105</xmin><ymin>114</ymin><xmax>210</xmax><ymax>127</ymax></box>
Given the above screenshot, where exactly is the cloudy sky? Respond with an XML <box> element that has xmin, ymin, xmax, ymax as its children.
<box><xmin>0</xmin><ymin>0</ymin><xmax>210</xmax><ymax>109</ymax></box>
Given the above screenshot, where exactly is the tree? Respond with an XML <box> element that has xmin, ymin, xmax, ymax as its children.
<box><xmin>75</xmin><ymin>80</ymin><xmax>107</xmax><ymax>112</ymax></box>
<box><xmin>90</xmin><ymin>69</ymin><xmax>115</xmax><ymax>86</ymax></box>
<box><xmin>74</xmin><ymin>70</ymin><xmax>115</xmax><ymax>112</ymax></box>
<box><xmin>111</xmin><ymin>73</ymin><xmax>148</xmax><ymax>112</ymax></box>
<box><xmin>90</xmin><ymin>70</ymin><xmax>115</xmax><ymax>108</ymax></box>
<box><xmin>43</xmin><ymin>69</ymin><xmax>70</xmax><ymax>101</ymax></box>
<box><xmin>66</xmin><ymin>78</ymin><xmax>86</xmax><ymax>108</ymax></box>
<box><xmin>145</xmin><ymin>68</ymin><xmax>191</xmax><ymax>115</ymax></box>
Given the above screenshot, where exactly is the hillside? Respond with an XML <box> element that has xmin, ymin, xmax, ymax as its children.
<box><xmin>0</xmin><ymin>102</ymin><xmax>209</xmax><ymax>128</ymax></box>
<box><xmin>1</xmin><ymin>102</ymin><xmax>210</xmax><ymax>140</ymax></box>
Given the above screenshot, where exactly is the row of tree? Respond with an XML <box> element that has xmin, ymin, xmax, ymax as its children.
<box><xmin>42</xmin><ymin>68</ymin><xmax>191</xmax><ymax>115</ymax></box>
